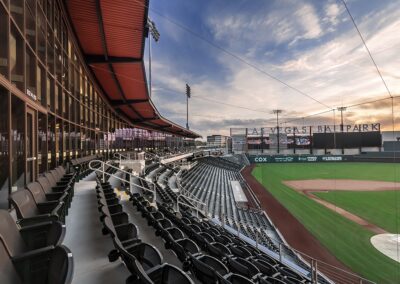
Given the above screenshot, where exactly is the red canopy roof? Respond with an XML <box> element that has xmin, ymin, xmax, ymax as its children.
<box><xmin>65</xmin><ymin>0</ymin><xmax>200</xmax><ymax>138</ymax></box>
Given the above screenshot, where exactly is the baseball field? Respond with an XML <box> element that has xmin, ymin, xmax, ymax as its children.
<box><xmin>251</xmin><ymin>162</ymin><xmax>400</xmax><ymax>284</ymax></box>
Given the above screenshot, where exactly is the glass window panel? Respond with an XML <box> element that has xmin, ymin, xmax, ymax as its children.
<box><xmin>25</xmin><ymin>2</ymin><xmax>36</xmax><ymax>50</ymax></box>
<box><xmin>26</xmin><ymin>49</ymin><xmax>36</xmax><ymax>100</ymax></box>
<box><xmin>47</xmin><ymin>114</ymin><xmax>55</xmax><ymax>169</ymax></box>
<box><xmin>0</xmin><ymin>5</ymin><xmax>8</xmax><ymax>78</ymax></box>
<box><xmin>47</xmin><ymin>26</ymin><xmax>54</xmax><ymax>73</ymax></box>
<box><xmin>0</xmin><ymin>89</ymin><xmax>9</xmax><ymax>209</ymax></box>
<box><xmin>11</xmin><ymin>96</ymin><xmax>24</xmax><ymax>189</ymax></box>
<box><xmin>37</xmin><ymin>9</ymin><xmax>46</xmax><ymax>63</ymax></box>
<box><xmin>10</xmin><ymin>25</ymin><xmax>24</xmax><ymax>91</ymax></box>
<box><xmin>10</xmin><ymin>0</ymin><xmax>24</xmax><ymax>31</ymax></box>
<box><xmin>38</xmin><ymin>112</ymin><xmax>47</xmax><ymax>174</ymax></box>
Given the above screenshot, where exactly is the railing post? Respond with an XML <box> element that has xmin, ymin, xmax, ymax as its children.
<box><xmin>279</xmin><ymin>243</ymin><xmax>283</xmax><ymax>263</ymax></box>
<box><xmin>255</xmin><ymin>230</ymin><xmax>258</xmax><ymax>249</ymax></box>
<box><xmin>102</xmin><ymin>162</ymin><xmax>105</xmax><ymax>182</ymax></box>
<box><xmin>312</xmin><ymin>259</ymin><xmax>318</xmax><ymax>284</ymax></box>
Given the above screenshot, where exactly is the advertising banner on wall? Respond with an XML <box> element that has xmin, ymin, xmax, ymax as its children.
<box><xmin>249</xmin><ymin>155</ymin><xmax>353</xmax><ymax>163</ymax></box>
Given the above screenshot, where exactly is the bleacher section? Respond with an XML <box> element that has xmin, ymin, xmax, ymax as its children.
<box><xmin>177</xmin><ymin>157</ymin><xmax>307</xmax><ymax>270</ymax></box>
<box><xmin>222</xmin><ymin>154</ymin><xmax>251</xmax><ymax>168</ymax></box>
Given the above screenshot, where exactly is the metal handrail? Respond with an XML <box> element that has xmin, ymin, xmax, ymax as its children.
<box><xmin>89</xmin><ymin>160</ymin><xmax>157</xmax><ymax>200</ymax></box>
<box><xmin>174</xmin><ymin>172</ymin><xmax>207</xmax><ymax>217</ymax></box>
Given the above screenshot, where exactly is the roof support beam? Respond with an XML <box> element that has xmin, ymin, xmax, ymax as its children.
<box><xmin>110</xmin><ymin>99</ymin><xmax>148</xmax><ymax>107</ymax></box>
<box><xmin>132</xmin><ymin>117</ymin><xmax>159</xmax><ymax>123</ymax></box>
<box><xmin>85</xmin><ymin>54</ymin><xmax>141</xmax><ymax>64</ymax></box>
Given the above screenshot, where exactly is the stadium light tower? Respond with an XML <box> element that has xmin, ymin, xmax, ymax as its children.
<box><xmin>147</xmin><ymin>18</ymin><xmax>160</xmax><ymax>98</ymax></box>
<box><xmin>186</xmin><ymin>84</ymin><xmax>191</xmax><ymax>130</ymax></box>
<box><xmin>272</xmin><ymin>109</ymin><xmax>283</xmax><ymax>154</ymax></box>
<box><xmin>337</xmin><ymin>106</ymin><xmax>347</xmax><ymax>132</ymax></box>
<box><xmin>337</xmin><ymin>106</ymin><xmax>347</xmax><ymax>155</ymax></box>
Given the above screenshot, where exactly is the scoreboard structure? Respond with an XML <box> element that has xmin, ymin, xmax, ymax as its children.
<box><xmin>230</xmin><ymin>123</ymin><xmax>382</xmax><ymax>155</ymax></box>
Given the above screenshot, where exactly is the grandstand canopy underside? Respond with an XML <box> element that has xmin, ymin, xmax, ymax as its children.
<box><xmin>66</xmin><ymin>0</ymin><xmax>200</xmax><ymax>139</ymax></box>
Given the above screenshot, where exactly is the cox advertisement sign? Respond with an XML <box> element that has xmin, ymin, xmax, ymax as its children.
<box><xmin>250</xmin><ymin>155</ymin><xmax>347</xmax><ymax>163</ymax></box>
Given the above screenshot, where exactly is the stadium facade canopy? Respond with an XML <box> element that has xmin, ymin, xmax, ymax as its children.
<box><xmin>0</xmin><ymin>0</ymin><xmax>200</xmax><ymax>209</ymax></box>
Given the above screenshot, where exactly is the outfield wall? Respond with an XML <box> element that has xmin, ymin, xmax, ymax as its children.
<box><xmin>248</xmin><ymin>153</ymin><xmax>400</xmax><ymax>163</ymax></box>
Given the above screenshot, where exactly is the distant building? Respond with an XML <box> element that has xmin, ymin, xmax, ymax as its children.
<box><xmin>207</xmin><ymin>135</ymin><xmax>229</xmax><ymax>148</ymax></box>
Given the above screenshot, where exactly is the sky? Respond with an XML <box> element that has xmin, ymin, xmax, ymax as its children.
<box><xmin>145</xmin><ymin>0</ymin><xmax>400</xmax><ymax>139</ymax></box>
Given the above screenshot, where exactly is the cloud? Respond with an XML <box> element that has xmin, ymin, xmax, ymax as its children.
<box><xmin>148</xmin><ymin>0</ymin><xmax>400</xmax><ymax>139</ymax></box>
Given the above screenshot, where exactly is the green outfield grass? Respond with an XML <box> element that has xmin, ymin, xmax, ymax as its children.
<box><xmin>314</xmin><ymin>191</ymin><xmax>400</xmax><ymax>234</ymax></box>
<box><xmin>252</xmin><ymin>163</ymin><xmax>400</xmax><ymax>284</ymax></box>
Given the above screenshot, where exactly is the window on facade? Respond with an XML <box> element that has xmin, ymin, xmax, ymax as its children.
<box><xmin>25</xmin><ymin>2</ymin><xmax>36</xmax><ymax>50</ymax></box>
<box><xmin>38</xmin><ymin>112</ymin><xmax>47</xmax><ymax>174</ymax></box>
<box><xmin>63</xmin><ymin>121</ymin><xmax>68</xmax><ymax>160</ymax></box>
<box><xmin>54</xmin><ymin>83</ymin><xmax>58</xmax><ymax>114</ymax></box>
<box><xmin>37</xmin><ymin>65</ymin><xmax>46</xmax><ymax>107</ymax></box>
<box><xmin>70</xmin><ymin>124</ymin><xmax>75</xmax><ymax>158</ymax></box>
<box><xmin>37</xmin><ymin>9</ymin><xmax>46</xmax><ymax>64</ymax></box>
<box><xmin>47</xmin><ymin>26</ymin><xmax>54</xmax><ymax>74</ymax></box>
<box><xmin>0</xmin><ymin>88</ymin><xmax>9</xmax><ymax>209</ymax></box>
<box><xmin>10</xmin><ymin>0</ymin><xmax>24</xmax><ymax>31</ymax></box>
<box><xmin>0</xmin><ymin>5</ymin><xmax>8</xmax><ymax>78</ymax></box>
<box><xmin>55</xmin><ymin>119</ymin><xmax>62</xmax><ymax>164</ymax></box>
<box><xmin>46</xmin><ymin>0</ymin><xmax>53</xmax><ymax>27</ymax></box>
<box><xmin>48</xmin><ymin>114</ymin><xmax>56</xmax><ymax>169</ymax></box>
<box><xmin>10</xmin><ymin>25</ymin><xmax>24</xmax><ymax>91</ymax></box>
<box><xmin>11</xmin><ymin>95</ymin><xmax>25</xmax><ymax>189</ymax></box>
<box><xmin>26</xmin><ymin>49</ymin><xmax>37</xmax><ymax>99</ymax></box>
<box><xmin>46</xmin><ymin>75</ymin><xmax>52</xmax><ymax>110</ymax></box>
<box><xmin>64</xmin><ymin>92</ymin><xmax>69</xmax><ymax>119</ymax></box>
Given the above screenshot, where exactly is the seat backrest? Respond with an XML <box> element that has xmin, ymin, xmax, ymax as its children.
<box><xmin>50</xmin><ymin>170</ymin><xmax>62</xmax><ymax>182</ymax></box>
<box><xmin>226</xmin><ymin>273</ymin><xmax>254</xmax><ymax>284</ymax></box>
<box><xmin>160</xmin><ymin>264</ymin><xmax>194</xmax><ymax>284</ymax></box>
<box><xmin>26</xmin><ymin>182</ymin><xmax>47</xmax><ymax>204</ymax></box>
<box><xmin>228</xmin><ymin>257</ymin><xmax>259</xmax><ymax>278</ymax></box>
<box><xmin>37</xmin><ymin>176</ymin><xmax>54</xmax><ymax>194</ymax></box>
<box><xmin>44</xmin><ymin>173</ymin><xmax>57</xmax><ymax>187</ymax></box>
<box><xmin>10</xmin><ymin>190</ymin><xmax>39</xmax><ymax>219</ymax></box>
<box><xmin>0</xmin><ymin>239</ymin><xmax>22</xmax><ymax>284</ymax></box>
<box><xmin>133</xmin><ymin>259</ymin><xmax>153</xmax><ymax>284</ymax></box>
<box><xmin>191</xmin><ymin>255</ymin><xmax>217</xmax><ymax>281</ymax></box>
<box><xmin>178</xmin><ymin>238</ymin><xmax>200</xmax><ymax>254</ymax></box>
<box><xmin>0</xmin><ymin>210</ymin><xmax>26</xmax><ymax>256</ymax></box>
<box><xmin>159</xmin><ymin>219</ymin><xmax>172</xmax><ymax>229</ymax></box>
<box><xmin>166</xmin><ymin>227</ymin><xmax>184</xmax><ymax>240</ymax></box>
<box><xmin>130</xmin><ymin>242</ymin><xmax>162</xmax><ymax>270</ymax></box>
<box><xmin>198</xmin><ymin>255</ymin><xmax>229</xmax><ymax>276</ymax></box>
<box><xmin>103</xmin><ymin>216</ymin><xmax>117</xmax><ymax>237</ymax></box>
<box><xmin>47</xmin><ymin>245</ymin><xmax>74</xmax><ymax>284</ymax></box>
<box><xmin>56</xmin><ymin>166</ymin><xmax>66</xmax><ymax>177</ymax></box>
<box><xmin>251</xmin><ymin>259</ymin><xmax>277</xmax><ymax>275</ymax></box>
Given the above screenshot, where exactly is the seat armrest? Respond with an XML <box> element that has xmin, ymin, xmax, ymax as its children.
<box><xmin>20</xmin><ymin>221</ymin><xmax>65</xmax><ymax>248</ymax></box>
<box><xmin>37</xmin><ymin>201</ymin><xmax>61</xmax><ymax>213</ymax></box>
<box><xmin>12</xmin><ymin>245</ymin><xmax>55</xmax><ymax>262</ymax></box>
<box><xmin>45</xmin><ymin>191</ymin><xmax>67</xmax><ymax>201</ymax></box>
<box><xmin>17</xmin><ymin>214</ymin><xmax>59</xmax><ymax>227</ymax></box>
<box><xmin>52</xmin><ymin>184</ymin><xmax>70</xmax><ymax>190</ymax></box>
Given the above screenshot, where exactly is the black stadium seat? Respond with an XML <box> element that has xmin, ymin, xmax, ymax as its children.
<box><xmin>0</xmin><ymin>210</ymin><xmax>65</xmax><ymax>254</ymax></box>
<box><xmin>10</xmin><ymin>189</ymin><xmax>65</xmax><ymax>226</ymax></box>
<box><xmin>0</xmin><ymin>239</ymin><xmax>73</xmax><ymax>284</ymax></box>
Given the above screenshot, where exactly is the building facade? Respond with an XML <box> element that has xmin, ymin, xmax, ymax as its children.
<box><xmin>207</xmin><ymin>135</ymin><xmax>229</xmax><ymax>148</ymax></box>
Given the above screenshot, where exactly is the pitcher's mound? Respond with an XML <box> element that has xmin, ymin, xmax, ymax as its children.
<box><xmin>371</xmin><ymin>234</ymin><xmax>400</xmax><ymax>263</ymax></box>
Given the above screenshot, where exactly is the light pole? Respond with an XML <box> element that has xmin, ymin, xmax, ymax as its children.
<box><xmin>186</xmin><ymin>84</ymin><xmax>191</xmax><ymax>130</ymax></box>
<box><xmin>337</xmin><ymin>107</ymin><xmax>347</xmax><ymax>132</ymax></box>
<box><xmin>147</xmin><ymin>18</ymin><xmax>160</xmax><ymax>98</ymax></box>
<box><xmin>337</xmin><ymin>107</ymin><xmax>347</xmax><ymax>154</ymax></box>
<box><xmin>273</xmin><ymin>109</ymin><xmax>283</xmax><ymax>154</ymax></box>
